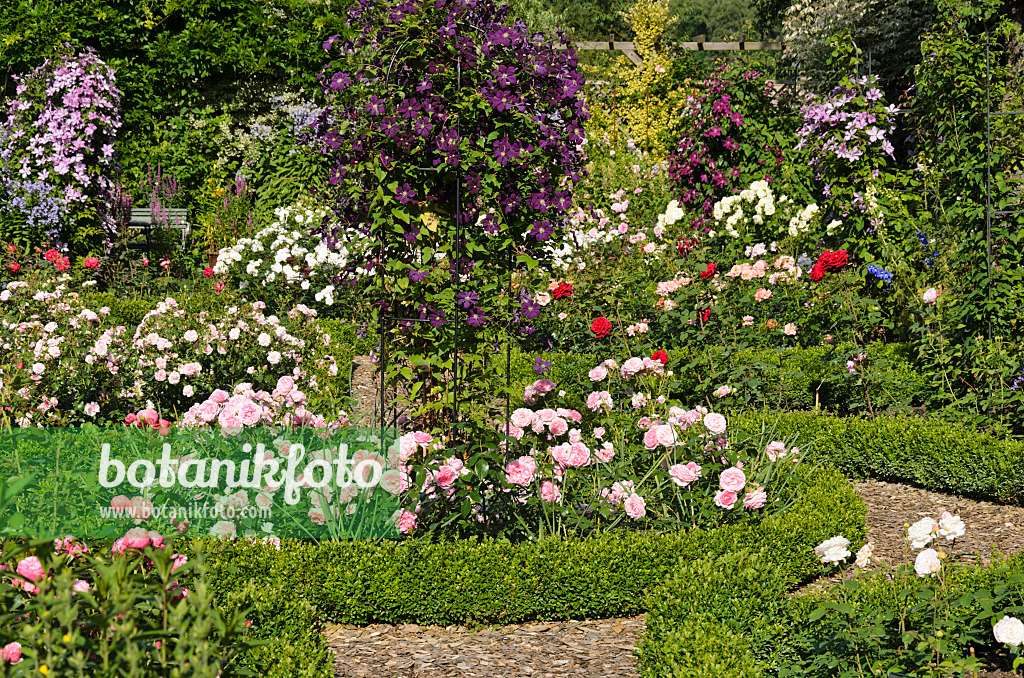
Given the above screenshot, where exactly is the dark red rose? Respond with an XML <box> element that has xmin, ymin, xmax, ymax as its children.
<box><xmin>700</xmin><ymin>262</ymin><xmax>716</xmax><ymax>280</ymax></box>
<box><xmin>677</xmin><ymin>238</ymin><xmax>696</xmax><ymax>257</ymax></box>
<box><xmin>591</xmin><ymin>316</ymin><xmax>611</xmax><ymax>338</ymax></box>
<box><xmin>700</xmin><ymin>308</ymin><xmax>711</xmax><ymax>322</ymax></box>
<box><xmin>809</xmin><ymin>262</ymin><xmax>825</xmax><ymax>282</ymax></box>
<box><xmin>651</xmin><ymin>350</ymin><xmax>668</xmax><ymax>364</ymax></box>
<box><xmin>552</xmin><ymin>282</ymin><xmax>573</xmax><ymax>300</ymax></box>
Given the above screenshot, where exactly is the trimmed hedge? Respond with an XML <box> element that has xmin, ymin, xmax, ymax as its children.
<box><xmin>191</xmin><ymin>467</ymin><xmax>864</xmax><ymax>677</ymax></box>
<box><xmin>734</xmin><ymin>411</ymin><xmax>1024</xmax><ymax>505</ymax></box>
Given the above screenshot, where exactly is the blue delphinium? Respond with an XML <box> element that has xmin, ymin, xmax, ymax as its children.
<box><xmin>867</xmin><ymin>264</ymin><xmax>893</xmax><ymax>283</ymax></box>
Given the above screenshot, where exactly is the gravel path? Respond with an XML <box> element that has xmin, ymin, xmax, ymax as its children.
<box><xmin>327</xmin><ymin>481</ymin><xmax>1024</xmax><ymax>677</ymax></box>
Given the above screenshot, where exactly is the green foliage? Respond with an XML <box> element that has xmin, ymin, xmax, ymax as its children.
<box><xmin>732</xmin><ymin>411</ymin><xmax>1024</xmax><ymax>504</ymax></box>
<box><xmin>196</xmin><ymin>467</ymin><xmax>863</xmax><ymax>626</ymax></box>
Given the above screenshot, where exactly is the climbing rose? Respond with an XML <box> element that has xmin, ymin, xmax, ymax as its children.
<box><xmin>591</xmin><ymin>317</ymin><xmax>611</xmax><ymax>338</ymax></box>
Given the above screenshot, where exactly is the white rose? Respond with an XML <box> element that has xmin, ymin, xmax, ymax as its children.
<box><xmin>914</xmin><ymin>548</ymin><xmax>942</xmax><ymax>577</ymax></box>
<box><xmin>993</xmin><ymin>615</ymin><xmax>1024</xmax><ymax>647</ymax></box>
<box><xmin>937</xmin><ymin>511</ymin><xmax>965</xmax><ymax>541</ymax></box>
<box><xmin>815</xmin><ymin>536</ymin><xmax>851</xmax><ymax>564</ymax></box>
<box><xmin>854</xmin><ymin>542</ymin><xmax>874</xmax><ymax>569</ymax></box>
<box><xmin>907</xmin><ymin>517</ymin><xmax>938</xmax><ymax>549</ymax></box>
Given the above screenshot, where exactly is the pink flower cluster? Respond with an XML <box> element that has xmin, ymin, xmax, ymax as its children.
<box><xmin>509</xmin><ymin>406</ymin><xmax>583</xmax><ymax>439</ymax></box>
<box><xmin>179</xmin><ymin>376</ymin><xmax>347</xmax><ymax>432</ymax></box>
<box><xmin>523</xmin><ymin>378</ymin><xmax>557</xmax><ymax>405</ymax></box>
<box><xmin>620</xmin><ymin>356</ymin><xmax>664</xmax><ymax>379</ymax></box>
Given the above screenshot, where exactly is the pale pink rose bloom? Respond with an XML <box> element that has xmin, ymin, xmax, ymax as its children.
<box><xmin>594</xmin><ymin>427</ymin><xmax>605</xmax><ymax>438</ymax></box>
<box><xmin>558</xmin><ymin>312</ymin><xmax>568</xmax><ymax>320</ymax></box>
<box><xmin>16</xmin><ymin>556</ymin><xmax>45</xmax><ymax>583</ymax></box>
<box><xmin>2</xmin><ymin>642</ymin><xmax>22</xmax><ymax>665</ymax></box>
<box><xmin>84</xmin><ymin>402</ymin><xmax>100</xmax><ymax>417</ymax></box>
<box><xmin>129</xmin><ymin>497</ymin><xmax>154</xmax><ymax>521</ymax></box>
<box><xmin>923</xmin><ymin>287</ymin><xmax>938</xmax><ymax>304</ymax></box>
<box><xmin>396</xmin><ymin>510</ymin><xmax>417</xmax><ymax>534</ymax></box>
<box><xmin>276</xmin><ymin>375</ymin><xmax>295</xmax><ymax>395</ymax></box>
<box><xmin>703</xmin><ymin>412</ymin><xmax>727</xmax><ymax>435</ymax></box>
<box><xmin>413</xmin><ymin>431</ymin><xmax>432</xmax><ymax>446</ymax></box>
<box><xmin>713</xmin><ymin>385</ymin><xmax>733</xmax><ymax>398</ymax></box>
<box><xmin>540</xmin><ymin>481</ymin><xmax>562</xmax><ymax>503</ymax></box>
<box><xmin>536</xmin><ymin>408</ymin><xmax>557</xmax><ymax>423</ymax></box>
<box><xmin>506</xmin><ymin>458</ymin><xmax>537</xmax><ymax>486</ymax></box>
<box><xmin>154</xmin><ymin>369</ymin><xmax>167</xmax><ymax>382</ymax></box>
<box><xmin>766</xmin><ymin>441</ymin><xmax>787</xmax><ymax>461</ymax></box>
<box><xmin>510</xmin><ymin>408</ymin><xmax>534</xmax><ymax>428</ymax></box>
<box><xmin>641</xmin><ymin>357</ymin><xmax>664</xmax><ymax>374</ymax></box>
<box><xmin>121</xmin><ymin>527</ymin><xmax>152</xmax><ymax>549</ymax></box>
<box><xmin>914</xmin><ymin>548</ymin><xmax>942</xmax><ymax>577</ymax></box>
<box><xmin>654</xmin><ymin>424</ymin><xmax>677</xmax><ymax>448</ymax></box>
<box><xmin>742</xmin><ymin>315</ymin><xmax>754</xmax><ymax>326</ymax></box>
<box><xmin>549</xmin><ymin>417</ymin><xmax>569</xmax><ymax>436</ymax></box>
<box><xmin>643</xmin><ymin>428</ymin><xmax>659</xmax><ymax>450</ymax></box>
<box><xmin>595</xmin><ymin>442</ymin><xmax>615</xmax><ymax>462</ymax></box>
<box><xmin>533</xmin><ymin>379</ymin><xmax>556</xmax><ymax>395</ymax></box>
<box><xmin>783</xmin><ymin>323</ymin><xmax>797</xmax><ymax>336</ymax></box>
<box><xmin>754</xmin><ymin>288</ymin><xmax>772</xmax><ymax>302</ymax></box>
<box><xmin>714</xmin><ymin>489</ymin><xmax>738</xmax><ymax>510</ymax></box>
<box><xmin>623</xmin><ymin>493</ymin><xmax>646</xmax><ymax>519</ymax></box>
<box><xmin>210</xmin><ymin>389</ymin><xmax>230</xmax><ymax>403</ymax></box>
<box><xmin>255</xmin><ymin>492</ymin><xmax>273</xmax><ymax>509</ymax></box>
<box><xmin>110</xmin><ymin>495</ymin><xmax>131</xmax><ymax>513</ymax></box>
<box><xmin>399</xmin><ymin>434</ymin><xmax>417</xmax><ymax>462</ymax></box>
<box><xmin>196</xmin><ymin>400</ymin><xmax>220</xmax><ymax>422</ymax></box>
<box><xmin>568</xmin><ymin>428</ymin><xmax>582</xmax><ymax>444</ymax></box>
<box><xmin>719</xmin><ymin>467</ymin><xmax>747</xmax><ymax>492</ymax></box>
<box><xmin>669</xmin><ymin>461</ymin><xmax>702</xmax><ymax>487</ymax></box>
<box><xmin>743</xmin><ymin>485</ymin><xmax>767</xmax><ymax>510</ymax></box>
<box><xmin>378</xmin><ymin>470</ymin><xmax>403</xmax><ymax>495</ymax></box>
<box><xmin>72</xmin><ymin>579</ymin><xmax>90</xmax><ymax>593</ymax></box>
<box><xmin>621</xmin><ymin>357</ymin><xmax>644</xmax><ymax>379</ymax></box>
<box><xmin>238</xmin><ymin>400</ymin><xmax>263</xmax><ymax>426</ymax></box>
<box><xmin>308</xmin><ymin>508</ymin><xmax>327</xmax><ymax>525</ymax></box>
<box><xmin>588</xmin><ymin>365</ymin><xmax>608</xmax><ymax>381</ymax></box>
<box><xmin>436</xmin><ymin>466</ymin><xmax>458</xmax><ymax>489</ymax></box>
<box><xmin>507</xmin><ymin>425</ymin><xmax>525</xmax><ymax>440</ymax></box>
<box><xmin>550</xmin><ymin>443</ymin><xmax>572</xmax><ymax>466</ymax></box>
<box><xmin>209</xmin><ymin>521</ymin><xmax>237</xmax><ymax>539</ymax></box>
<box><xmin>567</xmin><ymin>442</ymin><xmax>591</xmax><ymax>467</ymax></box>
<box><xmin>559</xmin><ymin>408</ymin><xmax>583</xmax><ymax>422</ymax></box>
<box><xmin>535</xmin><ymin>291</ymin><xmax>551</xmax><ymax>306</ymax></box>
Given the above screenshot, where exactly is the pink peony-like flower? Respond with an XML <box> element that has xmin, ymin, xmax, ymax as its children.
<box><xmin>238</xmin><ymin>400</ymin><xmax>263</xmax><ymax>427</ymax></box>
<box><xmin>923</xmin><ymin>287</ymin><xmax>938</xmax><ymax>305</ymax></box>
<box><xmin>743</xmin><ymin>485</ymin><xmax>767</xmax><ymax>510</ymax></box>
<box><xmin>540</xmin><ymin>480</ymin><xmax>562</xmax><ymax>503</ymax></box>
<box><xmin>620</xmin><ymin>357</ymin><xmax>645</xmax><ymax>379</ymax></box>
<box><xmin>435</xmin><ymin>466</ymin><xmax>458</xmax><ymax>489</ymax></box>
<box><xmin>595</xmin><ymin>442</ymin><xmax>615</xmax><ymax>462</ymax></box>
<box><xmin>506</xmin><ymin>457</ymin><xmax>537</xmax><ymax>486</ymax></box>
<box><xmin>766</xmin><ymin>441</ymin><xmax>787</xmax><ymax>461</ymax></box>
<box><xmin>589</xmin><ymin>364</ymin><xmax>608</xmax><ymax>381</ymax></box>
<box><xmin>669</xmin><ymin>461</ymin><xmax>702</xmax><ymax>487</ymax></box>
<box><xmin>783</xmin><ymin>323</ymin><xmax>797</xmax><ymax>336</ymax></box>
<box><xmin>624</xmin><ymin>493</ymin><xmax>647</xmax><ymax>519</ymax></box>
<box><xmin>719</xmin><ymin>467</ymin><xmax>746</xmax><ymax>492</ymax></box>
<box><xmin>72</xmin><ymin>579</ymin><xmax>90</xmax><ymax>593</ymax></box>
<box><xmin>209</xmin><ymin>389</ymin><xmax>230</xmax><ymax>403</ymax></box>
<box><xmin>379</xmin><ymin>470</ymin><xmax>403</xmax><ymax>495</ymax></box>
<box><xmin>196</xmin><ymin>400</ymin><xmax>220</xmax><ymax>422</ymax></box>
<box><xmin>510</xmin><ymin>408</ymin><xmax>534</xmax><ymax>428</ymax></box>
<box><xmin>396</xmin><ymin>510</ymin><xmax>417</xmax><ymax>534</ymax></box>
<box><xmin>566</xmin><ymin>442</ymin><xmax>591</xmax><ymax>467</ymax></box>
<box><xmin>2</xmin><ymin>642</ymin><xmax>22</xmax><ymax>665</ymax></box>
<box><xmin>643</xmin><ymin>427</ymin><xmax>660</xmax><ymax>450</ymax></box>
<box><xmin>654</xmin><ymin>424</ymin><xmax>677</xmax><ymax>448</ymax></box>
<box><xmin>754</xmin><ymin>288</ymin><xmax>772</xmax><ymax>302</ymax></box>
<box><xmin>16</xmin><ymin>556</ymin><xmax>45</xmax><ymax>585</ymax></box>
<box><xmin>714</xmin><ymin>489</ymin><xmax>738</xmax><ymax>510</ymax></box>
<box><xmin>703</xmin><ymin>412</ymin><xmax>727</xmax><ymax>435</ymax></box>
<box><xmin>914</xmin><ymin>548</ymin><xmax>942</xmax><ymax>577</ymax></box>
<box><xmin>412</xmin><ymin>431</ymin><xmax>433</xmax><ymax>446</ymax></box>
<box><xmin>275</xmin><ymin>375</ymin><xmax>295</xmax><ymax>395</ymax></box>
<box><xmin>549</xmin><ymin>417</ymin><xmax>569</xmax><ymax>436</ymax></box>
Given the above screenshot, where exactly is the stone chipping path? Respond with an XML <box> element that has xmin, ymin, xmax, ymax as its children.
<box><xmin>327</xmin><ymin>480</ymin><xmax>1024</xmax><ymax>677</ymax></box>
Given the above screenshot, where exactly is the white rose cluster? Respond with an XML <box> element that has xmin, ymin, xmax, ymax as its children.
<box><xmin>787</xmin><ymin>203</ymin><xmax>820</xmax><ymax>237</ymax></box>
<box><xmin>710</xmin><ymin>180</ymin><xmax>822</xmax><ymax>241</ymax></box>
<box><xmin>213</xmin><ymin>203</ymin><xmax>372</xmax><ymax>304</ymax></box>
<box><xmin>815</xmin><ymin>535</ymin><xmax>851</xmax><ymax>564</ymax></box>
<box><xmin>656</xmin><ymin>199</ymin><xmax>685</xmax><ymax>228</ymax></box>
<box><xmin>545</xmin><ymin>225</ymin><xmax>618</xmax><ymax>271</ymax></box>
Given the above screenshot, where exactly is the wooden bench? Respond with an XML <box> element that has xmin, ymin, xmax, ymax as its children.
<box><xmin>127</xmin><ymin>208</ymin><xmax>190</xmax><ymax>248</ymax></box>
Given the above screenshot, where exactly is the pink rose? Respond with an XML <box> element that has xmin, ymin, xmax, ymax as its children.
<box><xmin>196</xmin><ymin>400</ymin><xmax>220</xmax><ymax>423</ymax></box>
<box><xmin>209</xmin><ymin>389</ymin><xmax>230</xmax><ymax>403</ymax></box>
<box><xmin>703</xmin><ymin>412</ymin><xmax>727</xmax><ymax>435</ymax></box>
<box><xmin>550</xmin><ymin>443</ymin><xmax>571</xmax><ymax>467</ymax></box>
<box><xmin>754</xmin><ymin>288</ymin><xmax>772</xmax><ymax>302</ymax></box>
<box><xmin>783</xmin><ymin>323</ymin><xmax>797</xmax><ymax>336</ymax></box>
<box><xmin>654</xmin><ymin>424</ymin><xmax>677</xmax><ymax>448</ymax></box>
<box><xmin>255</xmin><ymin>492</ymin><xmax>273</xmax><ymax>509</ymax></box>
<box><xmin>623</xmin><ymin>493</ymin><xmax>646</xmax><ymax>519</ymax></box>
<box><xmin>719</xmin><ymin>467</ymin><xmax>747</xmax><ymax>492</ymax></box>
<box><xmin>620</xmin><ymin>357</ymin><xmax>644</xmax><ymax>379</ymax></box>
<box><xmin>510</xmin><ymin>408</ymin><xmax>534</xmax><ymax>428</ymax></box>
<box><xmin>170</xmin><ymin>554</ymin><xmax>188</xmax><ymax>574</ymax></box>
<box><xmin>137</xmin><ymin>408</ymin><xmax>159</xmax><ymax>427</ymax></box>
<box><xmin>237</xmin><ymin>400</ymin><xmax>263</xmax><ymax>426</ymax></box>
<box><xmin>714</xmin><ymin>489</ymin><xmax>738</xmax><ymax>510</ymax></box>
<box><xmin>72</xmin><ymin>579</ymin><xmax>90</xmax><ymax>593</ymax></box>
<box><xmin>399</xmin><ymin>434</ymin><xmax>418</xmax><ymax>462</ymax></box>
<box><xmin>536</xmin><ymin>408</ymin><xmax>557</xmax><ymax>423</ymax></box>
<box><xmin>209</xmin><ymin>520</ymin><xmax>237</xmax><ymax>539</ymax></box>
<box><xmin>922</xmin><ymin>287</ymin><xmax>938</xmax><ymax>305</ymax></box>
<box><xmin>275</xmin><ymin>375</ymin><xmax>295</xmax><ymax>395</ymax></box>
<box><xmin>540</xmin><ymin>480</ymin><xmax>561</xmax><ymax>503</ymax></box>
<box><xmin>595</xmin><ymin>442</ymin><xmax>615</xmax><ymax>462</ymax></box>
<box><xmin>766</xmin><ymin>441</ymin><xmax>787</xmax><ymax>461</ymax></box>
<box><xmin>110</xmin><ymin>495</ymin><xmax>131</xmax><ymax>513</ymax></box>
<box><xmin>743</xmin><ymin>485</ymin><xmax>767</xmax><ymax>510</ymax></box>
<box><xmin>548</xmin><ymin>417</ymin><xmax>569</xmax><ymax>436</ymax></box>
<box><xmin>1</xmin><ymin>642</ymin><xmax>21</xmax><ymax>665</ymax></box>
<box><xmin>588</xmin><ymin>365</ymin><xmax>608</xmax><ymax>381</ymax></box>
<box><xmin>379</xmin><ymin>470</ymin><xmax>403</xmax><ymax>495</ymax></box>
<box><xmin>643</xmin><ymin>427</ymin><xmax>659</xmax><ymax>450</ymax></box>
<box><xmin>16</xmin><ymin>556</ymin><xmax>45</xmax><ymax>583</ymax></box>
<box><xmin>669</xmin><ymin>461</ymin><xmax>702</xmax><ymax>487</ymax></box>
<box><xmin>566</xmin><ymin>442</ymin><xmax>591</xmax><ymax>467</ymax></box>
<box><xmin>435</xmin><ymin>466</ymin><xmax>458</xmax><ymax>489</ymax></box>
<box><xmin>505</xmin><ymin>457</ymin><xmax>537</xmax><ymax>486</ymax></box>
<box><xmin>413</xmin><ymin>431</ymin><xmax>432</xmax><ymax>446</ymax></box>
<box><xmin>396</xmin><ymin>510</ymin><xmax>417</xmax><ymax>534</ymax></box>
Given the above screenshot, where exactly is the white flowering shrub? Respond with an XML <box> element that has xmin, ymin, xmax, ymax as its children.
<box><xmin>212</xmin><ymin>203</ymin><xmax>373</xmax><ymax>305</ymax></box>
<box><xmin>708</xmin><ymin>180</ymin><xmax>840</xmax><ymax>247</ymax></box>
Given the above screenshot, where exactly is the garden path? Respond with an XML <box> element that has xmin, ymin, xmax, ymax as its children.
<box><xmin>327</xmin><ymin>481</ymin><xmax>1024</xmax><ymax>677</ymax></box>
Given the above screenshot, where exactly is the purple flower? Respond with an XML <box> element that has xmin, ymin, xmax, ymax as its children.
<box><xmin>457</xmin><ymin>290</ymin><xmax>479</xmax><ymax>309</ymax></box>
<box><xmin>466</xmin><ymin>307</ymin><xmax>488</xmax><ymax>327</ymax></box>
<box><xmin>366</xmin><ymin>96</ymin><xmax>386</xmax><ymax>116</ymax></box>
<box><xmin>396</xmin><ymin>183</ymin><xmax>416</xmax><ymax>204</ymax></box>
<box><xmin>533</xmin><ymin>357</ymin><xmax>552</xmax><ymax>375</ymax></box>
<box><xmin>408</xmin><ymin>269</ymin><xmax>426</xmax><ymax>282</ymax></box>
<box><xmin>520</xmin><ymin>299</ymin><xmax>540</xmax><ymax>319</ymax></box>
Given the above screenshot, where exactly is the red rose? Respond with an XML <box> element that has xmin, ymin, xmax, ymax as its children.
<box><xmin>677</xmin><ymin>238</ymin><xmax>696</xmax><ymax>257</ymax></box>
<box><xmin>651</xmin><ymin>350</ymin><xmax>668</xmax><ymax>364</ymax></box>
<box><xmin>552</xmin><ymin>282</ymin><xmax>573</xmax><ymax>300</ymax></box>
<box><xmin>700</xmin><ymin>308</ymin><xmax>711</xmax><ymax>322</ymax></box>
<box><xmin>823</xmin><ymin>249</ymin><xmax>848</xmax><ymax>271</ymax></box>
<box><xmin>591</xmin><ymin>316</ymin><xmax>612</xmax><ymax>338</ymax></box>
<box><xmin>4</xmin><ymin>243</ymin><xmax>14</xmax><ymax>254</ymax></box>
<box><xmin>83</xmin><ymin>257</ymin><xmax>99</xmax><ymax>269</ymax></box>
<box><xmin>700</xmin><ymin>262</ymin><xmax>717</xmax><ymax>280</ymax></box>
<box><xmin>44</xmin><ymin>249</ymin><xmax>60</xmax><ymax>263</ymax></box>
<box><xmin>6</xmin><ymin>262</ymin><xmax>19</xmax><ymax>273</ymax></box>
<box><xmin>203</xmin><ymin>267</ymin><xmax>214</xmax><ymax>277</ymax></box>
<box><xmin>809</xmin><ymin>262</ymin><xmax>825</xmax><ymax>282</ymax></box>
